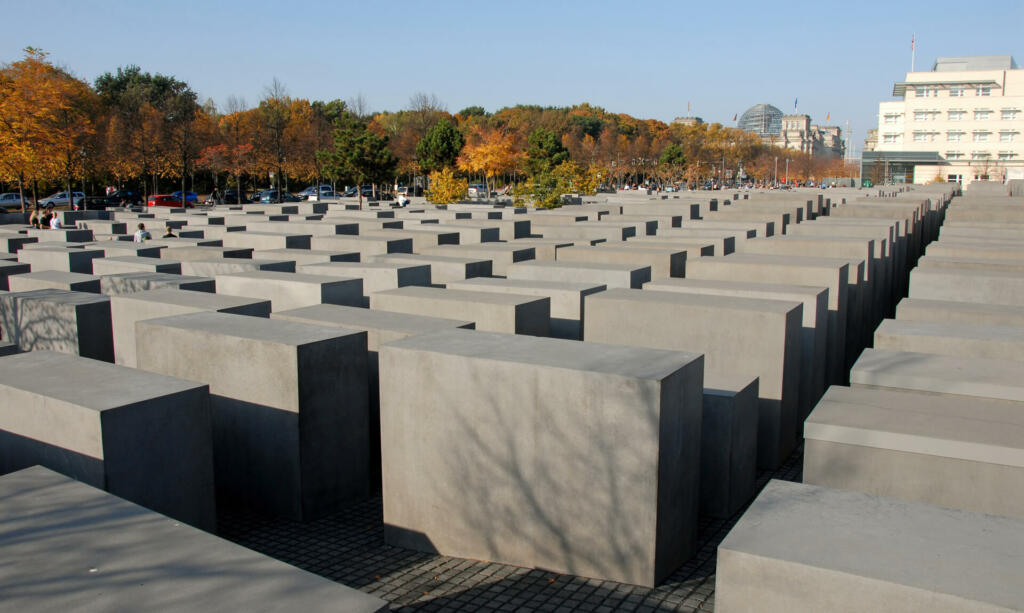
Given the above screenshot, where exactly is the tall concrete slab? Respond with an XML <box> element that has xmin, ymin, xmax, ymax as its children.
<box><xmin>851</xmin><ymin>348</ymin><xmax>1024</xmax><ymax>402</ymax></box>
<box><xmin>586</xmin><ymin>289</ymin><xmax>802</xmax><ymax>469</ymax></box>
<box><xmin>380</xmin><ymin>328</ymin><xmax>704</xmax><ymax>587</ymax></box>
<box><xmin>7</xmin><ymin>270</ymin><xmax>101</xmax><ymax>293</ymax></box>
<box><xmin>135</xmin><ymin>312</ymin><xmax>370</xmax><ymax>521</ymax></box>
<box><xmin>111</xmin><ymin>288</ymin><xmax>270</xmax><ymax>367</ymax></box>
<box><xmin>507</xmin><ymin>260</ymin><xmax>651</xmax><ymax>290</ymax></box>
<box><xmin>0</xmin><ymin>288</ymin><xmax>113</xmax><ymax>361</ymax></box>
<box><xmin>805</xmin><ymin>385</ymin><xmax>1024</xmax><ymax>520</ymax></box>
<box><xmin>0</xmin><ymin>352</ymin><xmax>215</xmax><ymax>530</ymax></box>
<box><xmin>99</xmin><ymin>271</ymin><xmax>215</xmax><ymax>295</ymax></box>
<box><xmin>873</xmin><ymin>319</ymin><xmax>1024</xmax><ymax>362</ymax></box>
<box><xmin>214</xmin><ymin>271</ymin><xmax>364</xmax><ymax>311</ymax></box>
<box><xmin>370</xmin><ymin>286</ymin><xmax>550</xmax><ymax>336</ymax></box>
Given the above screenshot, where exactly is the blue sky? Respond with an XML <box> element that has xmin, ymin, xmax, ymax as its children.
<box><xmin>3</xmin><ymin>0</ymin><xmax>1022</xmax><ymax>154</ymax></box>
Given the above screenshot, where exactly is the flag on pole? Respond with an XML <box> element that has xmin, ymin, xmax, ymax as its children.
<box><xmin>911</xmin><ymin>34</ymin><xmax>915</xmax><ymax>51</ymax></box>
<box><xmin>826</xmin><ymin>112</ymin><xmax>830</xmax><ymax>121</ymax></box>
<box><xmin>794</xmin><ymin>98</ymin><xmax>798</xmax><ymax>111</ymax></box>
<box><xmin>687</xmin><ymin>101</ymin><xmax>691</xmax><ymax>113</ymax></box>
<box><xmin>733</xmin><ymin>113</ymin><xmax>737</xmax><ymax>121</ymax></box>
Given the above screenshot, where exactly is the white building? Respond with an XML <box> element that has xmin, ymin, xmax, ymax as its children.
<box><xmin>865</xmin><ymin>55</ymin><xmax>1023</xmax><ymax>186</ymax></box>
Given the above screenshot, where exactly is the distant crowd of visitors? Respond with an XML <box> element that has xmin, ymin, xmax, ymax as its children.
<box><xmin>28</xmin><ymin>203</ymin><xmax>176</xmax><ymax>242</ymax></box>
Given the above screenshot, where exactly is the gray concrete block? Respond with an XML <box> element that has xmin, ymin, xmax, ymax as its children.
<box><xmin>507</xmin><ymin>260</ymin><xmax>651</xmax><ymax>290</ymax></box>
<box><xmin>161</xmin><ymin>245</ymin><xmax>253</xmax><ymax>261</ymax></box>
<box><xmin>851</xmin><ymin>348</ymin><xmax>1024</xmax><ymax>402</ymax></box>
<box><xmin>446</xmin><ymin>277</ymin><xmax>606</xmax><ymax>340</ymax></box>
<box><xmin>0</xmin><ymin>234</ymin><xmax>38</xmax><ymax>253</ymax></box>
<box><xmin>214</xmin><ymin>271</ymin><xmax>363</xmax><ymax>311</ymax></box>
<box><xmin>421</xmin><ymin>243</ymin><xmax>535</xmax><ymax>276</ymax></box>
<box><xmin>135</xmin><ymin>312</ymin><xmax>370</xmax><ymax>521</ymax></box>
<box><xmin>371</xmin><ymin>253</ymin><xmax>492</xmax><ymax>284</ymax></box>
<box><xmin>91</xmin><ymin>255</ymin><xmax>182</xmax><ymax>275</ymax></box>
<box><xmin>701</xmin><ymin>374</ymin><xmax>759</xmax><ymax>518</ymax></box>
<box><xmin>586</xmin><ymin>289</ymin><xmax>802</xmax><ymax>469</ymax></box>
<box><xmin>716</xmin><ymin>479</ymin><xmax>1024</xmax><ymax>612</ymax></box>
<box><xmin>7</xmin><ymin>270</ymin><xmax>99</xmax><ymax>293</ymax></box>
<box><xmin>379</xmin><ymin>328</ymin><xmax>704</xmax><ymax>587</ymax></box>
<box><xmin>311</xmin><ymin>235</ymin><xmax>413</xmax><ymax>256</ymax></box>
<box><xmin>300</xmin><ymin>262</ymin><xmax>431</xmax><ymax>303</ymax></box>
<box><xmin>0</xmin><ymin>352</ymin><xmax>215</xmax><ymax>530</ymax></box>
<box><xmin>805</xmin><ymin>385</ymin><xmax>1024</xmax><ymax>520</ymax></box>
<box><xmin>0</xmin><ymin>260</ymin><xmax>31</xmax><ymax>290</ymax></box>
<box><xmin>253</xmin><ymin>248</ymin><xmax>360</xmax><ymax>265</ymax></box>
<box><xmin>686</xmin><ymin>254</ymin><xmax>848</xmax><ymax>384</ymax></box>
<box><xmin>558</xmin><ymin>244</ymin><xmax>691</xmax><ymax>279</ymax></box>
<box><xmin>644</xmin><ymin>278</ymin><xmax>829</xmax><ymax>422</ymax></box>
<box><xmin>272</xmin><ymin>304</ymin><xmax>475</xmax><ymax>492</ymax></box>
<box><xmin>100</xmin><ymin>271</ymin><xmax>216</xmax><ymax>295</ymax></box>
<box><xmin>0</xmin><ymin>466</ymin><xmax>388</xmax><ymax>612</ymax></box>
<box><xmin>909</xmin><ymin>266</ymin><xmax>1024</xmax><ymax>306</ymax></box>
<box><xmin>111</xmin><ymin>288</ymin><xmax>270</xmax><ymax>367</ymax></box>
<box><xmin>0</xmin><ymin>289</ymin><xmax>113</xmax><ymax>361</ymax></box>
<box><xmin>18</xmin><ymin>246</ymin><xmax>104</xmax><ymax>274</ymax></box>
<box><xmin>220</xmin><ymin>231</ymin><xmax>312</xmax><ymax>251</ymax></box>
<box><xmin>370</xmin><ymin>286</ymin><xmax>550</xmax><ymax>336</ymax></box>
<box><xmin>895</xmin><ymin>297</ymin><xmax>1024</xmax><ymax>327</ymax></box>
<box><xmin>178</xmin><ymin>258</ymin><xmax>295</xmax><ymax>277</ymax></box>
<box><xmin>873</xmin><ymin>318</ymin><xmax>1024</xmax><ymax>362</ymax></box>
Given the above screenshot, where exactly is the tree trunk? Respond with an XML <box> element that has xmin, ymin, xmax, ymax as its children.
<box><xmin>18</xmin><ymin>172</ymin><xmax>25</xmax><ymax>212</ymax></box>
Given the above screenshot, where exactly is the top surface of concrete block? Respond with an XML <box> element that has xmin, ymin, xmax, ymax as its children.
<box><xmin>373</xmin><ymin>285</ymin><xmax>543</xmax><ymax>307</ymax></box>
<box><xmin>275</xmin><ymin>304</ymin><xmax>473</xmax><ymax>336</ymax></box>
<box><xmin>0</xmin><ymin>466</ymin><xmax>387</xmax><ymax>613</ymax></box>
<box><xmin>137</xmin><ymin>310</ymin><xmax>361</xmax><ymax>348</ymax></box>
<box><xmin>115</xmin><ymin>287</ymin><xmax>269</xmax><ymax>311</ymax></box>
<box><xmin>596</xmin><ymin>287</ymin><xmax>800</xmax><ymax>315</ymax></box>
<box><xmin>3</xmin><ymin>287</ymin><xmax>108</xmax><ymax>306</ymax></box>
<box><xmin>719</xmin><ymin>479</ymin><xmax>1024</xmax><ymax>610</ymax></box>
<box><xmin>807</xmin><ymin>385</ymin><xmax>1024</xmax><ymax>467</ymax></box>
<box><xmin>0</xmin><ymin>350</ymin><xmax>203</xmax><ymax>412</ymax></box>
<box><xmin>851</xmin><ymin>348</ymin><xmax>1024</xmax><ymax>402</ymax></box>
<box><xmin>385</xmin><ymin>328</ymin><xmax>701</xmax><ymax>380</ymax></box>
<box><xmin>448</xmin><ymin>277</ymin><xmax>606</xmax><ymax>293</ymax></box>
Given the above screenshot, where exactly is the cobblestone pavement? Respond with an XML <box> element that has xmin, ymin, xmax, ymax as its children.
<box><xmin>220</xmin><ymin>445</ymin><xmax>804</xmax><ymax>612</ymax></box>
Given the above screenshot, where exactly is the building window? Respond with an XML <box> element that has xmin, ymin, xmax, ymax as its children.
<box><xmin>1000</xmin><ymin>131</ymin><xmax>1018</xmax><ymax>143</ymax></box>
<box><xmin>882</xmin><ymin>133</ymin><xmax>900</xmax><ymax>144</ymax></box>
<box><xmin>973</xmin><ymin>131</ymin><xmax>990</xmax><ymax>142</ymax></box>
<box><xmin>974</xmin><ymin>110</ymin><xmax>991</xmax><ymax>120</ymax></box>
<box><xmin>945</xmin><ymin>151</ymin><xmax>964</xmax><ymax>160</ymax></box>
<box><xmin>971</xmin><ymin>152</ymin><xmax>991</xmax><ymax>160</ymax></box>
<box><xmin>949</xmin><ymin>86</ymin><xmax>964</xmax><ymax>97</ymax></box>
<box><xmin>948</xmin><ymin>110</ymin><xmax>965</xmax><ymax>121</ymax></box>
<box><xmin>947</xmin><ymin>174</ymin><xmax>962</xmax><ymax>183</ymax></box>
<box><xmin>1003</xmin><ymin>109</ymin><xmax>1020</xmax><ymax>120</ymax></box>
<box><xmin>977</xmin><ymin>86</ymin><xmax>992</xmax><ymax>96</ymax></box>
<box><xmin>998</xmin><ymin>152</ymin><xmax>1018</xmax><ymax>160</ymax></box>
<box><xmin>947</xmin><ymin>131</ymin><xmax>963</xmax><ymax>143</ymax></box>
<box><xmin>913</xmin><ymin>131</ymin><xmax>926</xmax><ymax>142</ymax></box>
<box><xmin>883</xmin><ymin>113</ymin><xmax>901</xmax><ymax>124</ymax></box>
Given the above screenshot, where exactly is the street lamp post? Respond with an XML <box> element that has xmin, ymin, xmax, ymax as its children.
<box><xmin>773</xmin><ymin>156</ymin><xmax>778</xmax><ymax>185</ymax></box>
<box><xmin>785</xmin><ymin>158</ymin><xmax>790</xmax><ymax>185</ymax></box>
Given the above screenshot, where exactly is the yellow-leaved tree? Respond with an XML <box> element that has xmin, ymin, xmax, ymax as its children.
<box><xmin>426</xmin><ymin>167</ymin><xmax>468</xmax><ymax>204</ymax></box>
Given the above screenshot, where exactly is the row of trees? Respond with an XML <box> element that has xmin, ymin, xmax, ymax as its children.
<box><xmin>1</xmin><ymin>49</ymin><xmax>856</xmax><ymax>210</ymax></box>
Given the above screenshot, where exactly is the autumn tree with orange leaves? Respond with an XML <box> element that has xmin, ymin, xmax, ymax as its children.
<box><xmin>457</xmin><ymin>128</ymin><xmax>520</xmax><ymax>200</ymax></box>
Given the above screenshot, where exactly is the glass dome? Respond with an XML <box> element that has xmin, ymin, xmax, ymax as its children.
<box><xmin>738</xmin><ymin>104</ymin><xmax>783</xmax><ymax>138</ymax></box>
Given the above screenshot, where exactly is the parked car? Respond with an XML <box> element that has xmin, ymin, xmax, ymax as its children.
<box><xmin>0</xmin><ymin>192</ymin><xmax>24</xmax><ymax>206</ymax></box>
<box><xmin>107</xmin><ymin>190</ymin><xmax>142</xmax><ymax>205</ymax></box>
<box><xmin>340</xmin><ymin>186</ymin><xmax>376</xmax><ymax>198</ymax></box>
<box><xmin>39</xmin><ymin>191</ymin><xmax>85</xmax><ymax>207</ymax></box>
<box><xmin>221</xmin><ymin>189</ymin><xmax>251</xmax><ymax>204</ymax></box>
<box><xmin>297</xmin><ymin>185</ymin><xmax>334</xmax><ymax>199</ymax></box>
<box><xmin>467</xmin><ymin>184</ymin><xmax>487</xmax><ymax>198</ymax></box>
<box><xmin>148</xmin><ymin>194</ymin><xmax>194</xmax><ymax>208</ymax></box>
<box><xmin>170</xmin><ymin>190</ymin><xmax>199</xmax><ymax>204</ymax></box>
<box><xmin>258</xmin><ymin>190</ymin><xmax>302</xmax><ymax>203</ymax></box>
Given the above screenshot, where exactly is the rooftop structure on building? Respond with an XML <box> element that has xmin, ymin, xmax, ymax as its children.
<box><xmin>671</xmin><ymin>116</ymin><xmax>704</xmax><ymax>126</ymax></box>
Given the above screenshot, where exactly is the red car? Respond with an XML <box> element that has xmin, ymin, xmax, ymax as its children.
<box><xmin>147</xmin><ymin>194</ymin><xmax>194</xmax><ymax>208</ymax></box>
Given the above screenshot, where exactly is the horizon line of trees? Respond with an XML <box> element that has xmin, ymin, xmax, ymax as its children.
<box><xmin>0</xmin><ymin>48</ymin><xmax>858</xmax><ymax>210</ymax></box>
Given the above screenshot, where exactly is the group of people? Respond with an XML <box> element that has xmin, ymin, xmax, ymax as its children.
<box><xmin>28</xmin><ymin>206</ymin><xmax>62</xmax><ymax>230</ymax></box>
<box><xmin>132</xmin><ymin>223</ymin><xmax>177</xmax><ymax>242</ymax></box>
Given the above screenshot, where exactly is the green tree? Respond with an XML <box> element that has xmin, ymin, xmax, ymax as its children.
<box><xmin>416</xmin><ymin>118</ymin><xmax>464</xmax><ymax>174</ymax></box>
<box><xmin>525</xmin><ymin>127</ymin><xmax>569</xmax><ymax>176</ymax></box>
<box><xmin>317</xmin><ymin>112</ymin><xmax>397</xmax><ymax>208</ymax></box>
<box><xmin>457</xmin><ymin>105</ymin><xmax>487</xmax><ymax>118</ymax></box>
